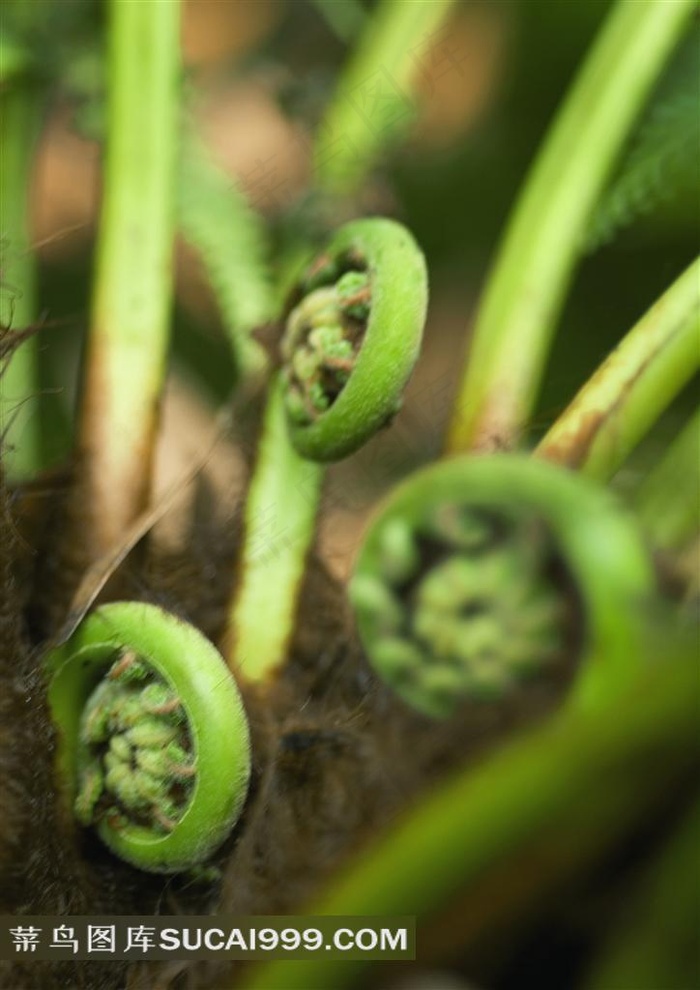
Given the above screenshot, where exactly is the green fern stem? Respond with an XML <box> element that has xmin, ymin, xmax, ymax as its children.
<box><xmin>76</xmin><ymin>0</ymin><xmax>180</xmax><ymax>561</ymax></box>
<box><xmin>224</xmin><ymin>375</ymin><xmax>323</xmax><ymax>683</ymax></box>
<box><xmin>244</xmin><ymin>635</ymin><xmax>697</xmax><ymax>990</ymax></box>
<box><xmin>314</xmin><ymin>0</ymin><xmax>457</xmax><ymax>195</ymax></box>
<box><xmin>583</xmin><ymin>799</ymin><xmax>700</xmax><ymax>990</ymax></box>
<box><xmin>536</xmin><ymin>258</ymin><xmax>700</xmax><ymax>481</ymax></box>
<box><xmin>445</xmin><ymin>0</ymin><xmax>696</xmax><ymax>455</ymax></box>
<box><xmin>635</xmin><ymin>406</ymin><xmax>700</xmax><ymax>554</ymax></box>
<box><xmin>275</xmin><ymin>0</ymin><xmax>456</xmax><ymax>295</ymax></box>
<box><xmin>0</xmin><ymin>74</ymin><xmax>42</xmax><ymax>478</ymax></box>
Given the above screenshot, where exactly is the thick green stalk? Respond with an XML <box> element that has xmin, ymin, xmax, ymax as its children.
<box><xmin>0</xmin><ymin>81</ymin><xmax>41</xmax><ymax>478</ymax></box>
<box><xmin>245</xmin><ymin>637</ymin><xmax>698</xmax><ymax>990</ymax></box>
<box><xmin>585</xmin><ymin>801</ymin><xmax>700</xmax><ymax>990</ymax></box>
<box><xmin>535</xmin><ymin>259</ymin><xmax>700</xmax><ymax>481</ymax></box>
<box><xmin>635</xmin><ymin>407</ymin><xmax>700</xmax><ymax>553</ymax></box>
<box><xmin>224</xmin><ymin>375</ymin><xmax>323</xmax><ymax>681</ymax></box>
<box><xmin>314</xmin><ymin>0</ymin><xmax>456</xmax><ymax>194</ymax></box>
<box><xmin>445</xmin><ymin>0</ymin><xmax>696</xmax><ymax>455</ymax></box>
<box><xmin>77</xmin><ymin>0</ymin><xmax>179</xmax><ymax>560</ymax></box>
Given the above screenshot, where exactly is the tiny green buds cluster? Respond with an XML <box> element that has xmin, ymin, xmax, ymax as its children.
<box><xmin>353</xmin><ymin>502</ymin><xmax>568</xmax><ymax>713</ymax></box>
<box><xmin>352</xmin><ymin>456</ymin><xmax>655</xmax><ymax>718</ymax></box>
<box><xmin>280</xmin><ymin>217</ymin><xmax>427</xmax><ymax>462</ymax></box>
<box><xmin>75</xmin><ymin>652</ymin><xmax>194</xmax><ymax>834</ymax></box>
<box><xmin>282</xmin><ymin>270</ymin><xmax>369</xmax><ymax>426</ymax></box>
<box><xmin>45</xmin><ymin>602</ymin><xmax>251</xmax><ymax>873</ymax></box>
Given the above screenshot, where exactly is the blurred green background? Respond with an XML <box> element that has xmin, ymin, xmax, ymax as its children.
<box><xmin>20</xmin><ymin>0</ymin><xmax>699</xmax><ymax>517</ymax></box>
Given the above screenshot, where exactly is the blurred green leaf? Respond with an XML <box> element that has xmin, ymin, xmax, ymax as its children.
<box><xmin>177</xmin><ymin>124</ymin><xmax>276</xmax><ymax>381</ymax></box>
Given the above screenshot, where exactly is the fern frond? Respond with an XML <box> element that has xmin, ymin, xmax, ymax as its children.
<box><xmin>586</xmin><ymin>91</ymin><xmax>700</xmax><ymax>252</ymax></box>
<box><xmin>177</xmin><ymin>126</ymin><xmax>275</xmax><ymax>380</ymax></box>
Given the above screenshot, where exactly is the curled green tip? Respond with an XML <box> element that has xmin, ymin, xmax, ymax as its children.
<box><xmin>281</xmin><ymin>217</ymin><xmax>428</xmax><ymax>462</ymax></box>
<box><xmin>351</xmin><ymin>456</ymin><xmax>655</xmax><ymax>719</ymax></box>
<box><xmin>45</xmin><ymin>602</ymin><xmax>252</xmax><ymax>874</ymax></box>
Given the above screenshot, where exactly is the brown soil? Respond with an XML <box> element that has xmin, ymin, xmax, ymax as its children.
<box><xmin>0</xmin><ymin>418</ymin><xmax>583</xmax><ymax>990</ymax></box>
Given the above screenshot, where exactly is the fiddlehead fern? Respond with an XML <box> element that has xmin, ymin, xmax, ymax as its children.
<box><xmin>351</xmin><ymin>456</ymin><xmax>655</xmax><ymax>718</ymax></box>
<box><xmin>225</xmin><ymin>217</ymin><xmax>427</xmax><ymax>681</ymax></box>
<box><xmin>280</xmin><ymin>217</ymin><xmax>427</xmax><ymax>462</ymax></box>
<box><xmin>45</xmin><ymin>602</ymin><xmax>251</xmax><ymax>873</ymax></box>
